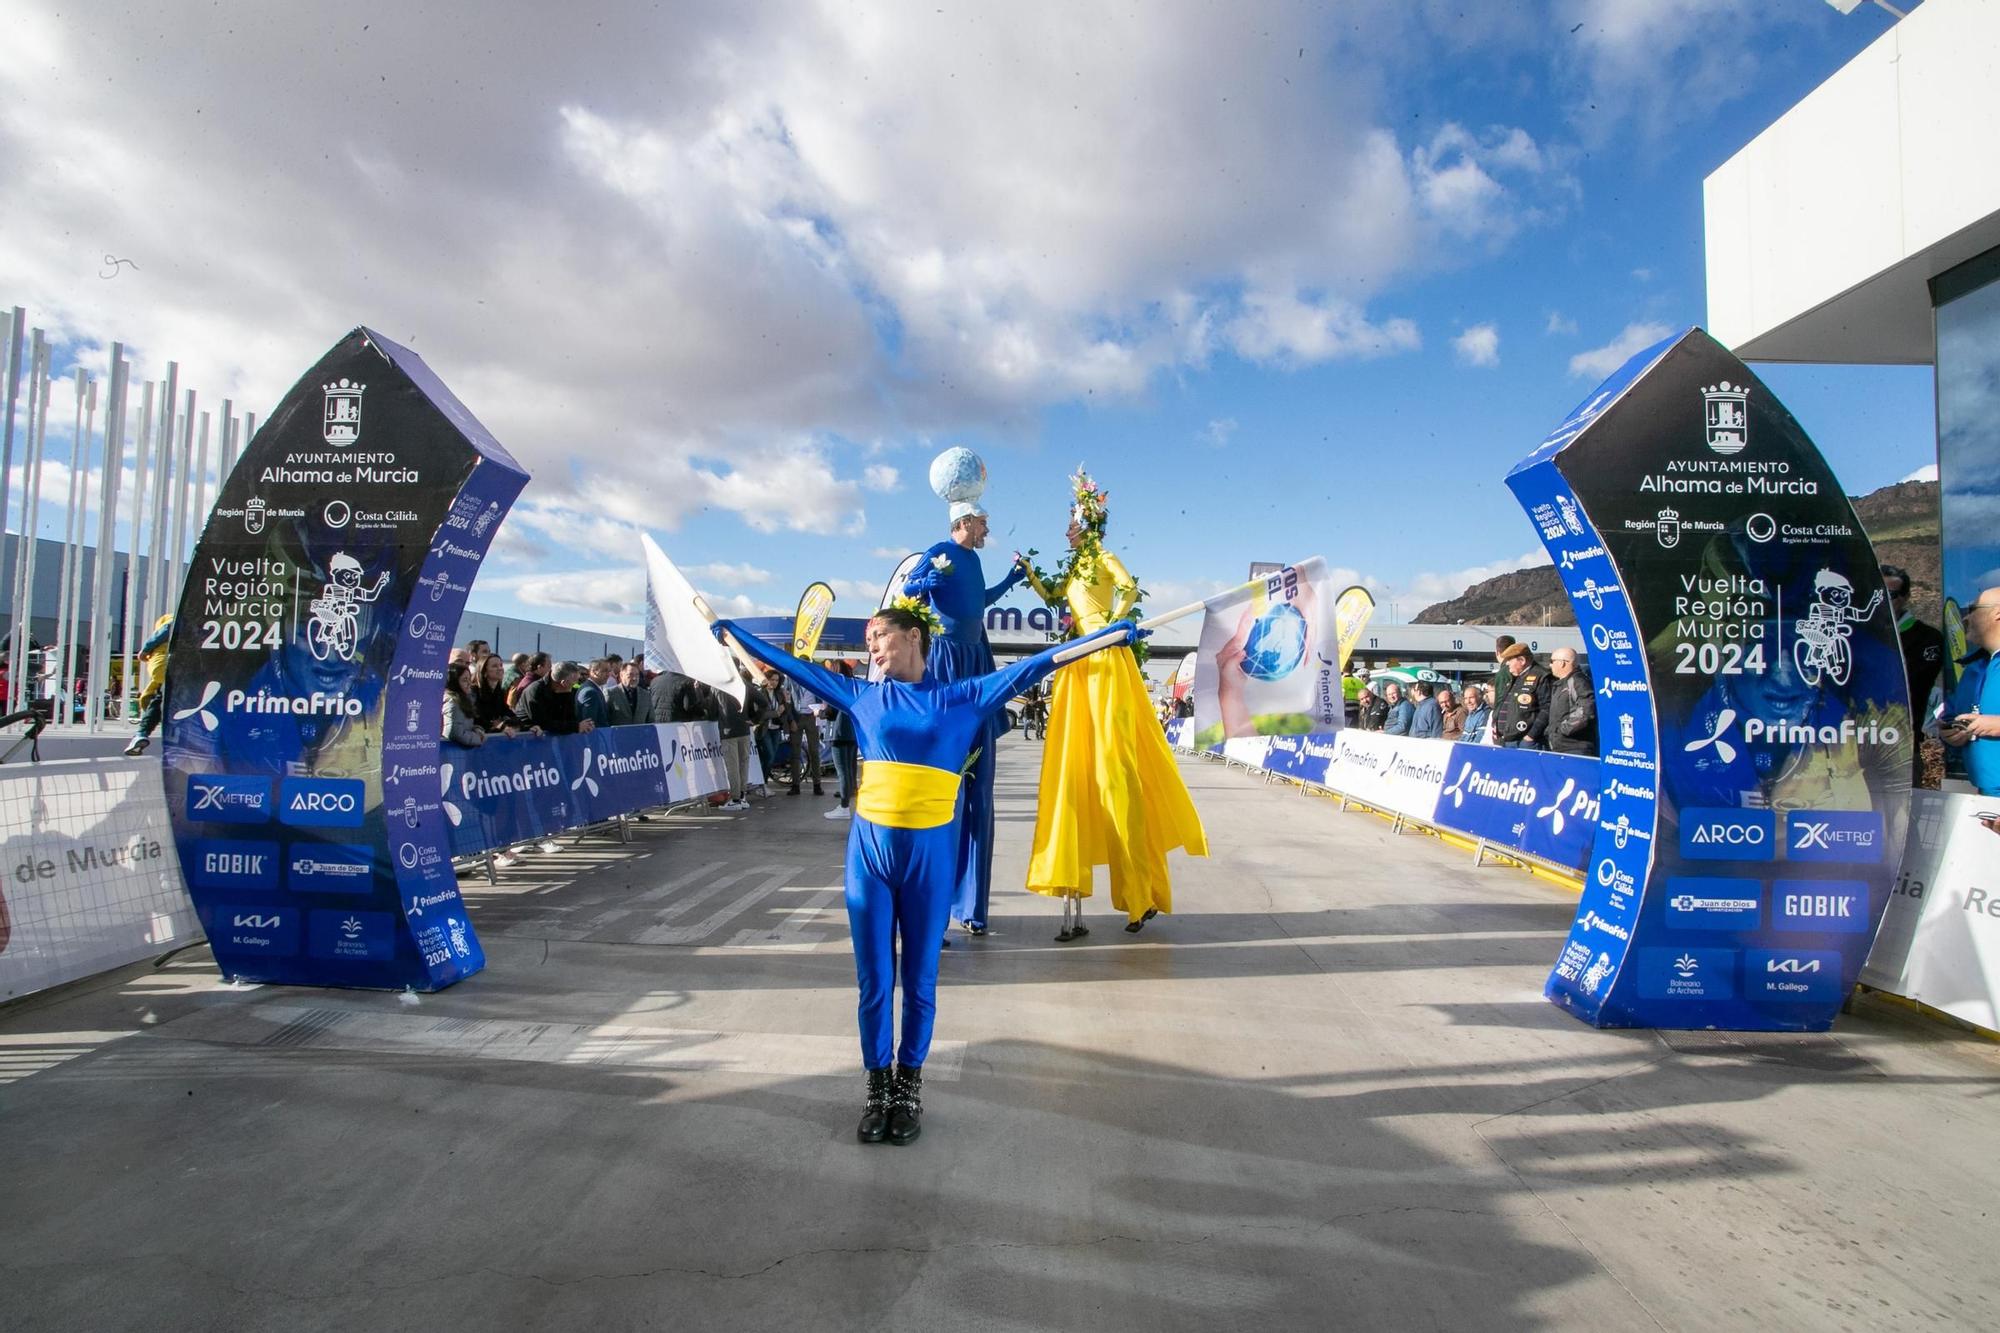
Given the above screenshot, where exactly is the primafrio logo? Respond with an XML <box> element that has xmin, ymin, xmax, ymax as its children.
<box><xmin>571</xmin><ymin>749</ymin><xmax>601</xmax><ymax>798</ymax></box>
<box><xmin>1579</xmin><ymin>910</ymin><xmax>1630</xmax><ymax>941</ymax></box>
<box><xmin>323</xmin><ymin>378</ymin><xmax>365</xmax><ymax>446</ymax></box>
<box><xmin>1702</xmin><ymin>381</ymin><xmax>1749</xmax><ymax>455</ymax></box>
<box><xmin>1683</xmin><ymin>708</ymin><xmax>1739</xmax><ymax>764</ymax></box>
<box><xmin>1559</xmin><ymin>544</ymin><xmax>1605</xmax><ymax>572</ymax></box>
<box><xmin>173</xmin><ymin>681</ymin><xmax>365</xmax><ymax>731</ymax></box>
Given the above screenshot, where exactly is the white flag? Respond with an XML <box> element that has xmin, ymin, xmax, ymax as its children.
<box><xmin>643</xmin><ymin>533</ymin><xmax>745</xmax><ymax>703</ymax></box>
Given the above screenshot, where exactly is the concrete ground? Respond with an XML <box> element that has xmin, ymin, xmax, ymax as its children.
<box><xmin>3</xmin><ymin>738</ymin><xmax>1997</xmax><ymax>1331</ymax></box>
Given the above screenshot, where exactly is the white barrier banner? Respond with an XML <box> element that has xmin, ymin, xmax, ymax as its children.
<box><xmin>0</xmin><ymin>759</ymin><xmax>199</xmax><ymax>1001</ymax></box>
<box><xmin>1862</xmin><ymin>790</ymin><xmax>2000</xmax><ymax>1030</ymax></box>
<box><xmin>1321</xmin><ymin>729</ymin><xmax>1450</xmax><ymax>823</ymax></box>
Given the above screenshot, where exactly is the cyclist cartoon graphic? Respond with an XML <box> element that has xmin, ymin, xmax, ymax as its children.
<box><xmin>307</xmin><ymin>552</ymin><xmax>390</xmax><ymax>662</ymax></box>
<box><xmin>1793</xmin><ymin>568</ymin><xmax>1882</xmax><ymax>688</ymax></box>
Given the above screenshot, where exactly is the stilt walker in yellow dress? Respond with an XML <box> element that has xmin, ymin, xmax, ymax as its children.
<box><xmin>1018</xmin><ymin>470</ymin><xmax>1207</xmax><ymax>939</ymax></box>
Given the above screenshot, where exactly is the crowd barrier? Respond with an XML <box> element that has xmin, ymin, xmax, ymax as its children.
<box><xmin>1862</xmin><ymin>790</ymin><xmax>2000</xmax><ymax>1032</ymax></box>
<box><xmin>1170</xmin><ymin>722</ymin><xmax>2000</xmax><ymax>1034</ymax></box>
<box><xmin>441</xmin><ymin>721</ymin><xmax>748</xmax><ymax>858</ymax></box>
<box><xmin>1182</xmin><ymin>726</ymin><xmax>1601</xmax><ymax>876</ymax></box>
<box><xmin>0</xmin><ymin>758</ymin><xmax>200</xmax><ymax>1000</ymax></box>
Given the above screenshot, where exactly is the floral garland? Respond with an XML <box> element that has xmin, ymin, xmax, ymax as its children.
<box><xmin>1016</xmin><ymin>466</ymin><xmax>1149</xmax><ymax>663</ymax></box>
<box><xmin>885</xmin><ymin>594</ymin><xmax>945</xmax><ymax>640</ymax></box>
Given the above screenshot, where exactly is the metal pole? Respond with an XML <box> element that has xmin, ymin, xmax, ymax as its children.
<box><xmin>186</xmin><ymin>408</ymin><xmax>207</xmax><ymax>564</ymax></box>
<box><xmin>165</xmin><ymin>384</ymin><xmax>196</xmax><ymax>612</ymax></box>
<box><xmin>13</xmin><ymin>335</ymin><xmax>52</xmax><ymax>711</ymax></box>
<box><xmin>217</xmin><ymin>397</ymin><xmax>235</xmax><ymax>491</ymax></box>
<box><xmin>88</xmin><ymin>347</ymin><xmax>127</xmax><ymax>729</ymax></box>
<box><xmin>52</xmin><ymin>367</ymin><xmax>88</xmax><ymax>722</ymax></box>
<box><xmin>0</xmin><ymin>308</ymin><xmax>23</xmax><ymax>667</ymax></box>
<box><xmin>118</xmin><ymin>380</ymin><xmax>156</xmax><ymax>723</ymax></box>
<box><xmin>144</xmin><ymin>363</ymin><xmax>178</xmax><ymax>636</ymax></box>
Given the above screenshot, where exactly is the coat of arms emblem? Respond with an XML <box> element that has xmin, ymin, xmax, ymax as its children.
<box><xmin>1702</xmin><ymin>381</ymin><xmax>1748</xmax><ymax>455</ymax></box>
<box><xmin>323</xmin><ymin>378</ymin><xmax>365</xmax><ymax>446</ymax></box>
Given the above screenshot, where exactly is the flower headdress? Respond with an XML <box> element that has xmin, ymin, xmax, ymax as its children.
<box><xmin>1069</xmin><ymin>466</ymin><xmax>1109</xmax><ymax>533</ymax></box>
<box><xmin>885</xmin><ymin>595</ymin><xmax>945</xmax><ymax>639</ymax></box>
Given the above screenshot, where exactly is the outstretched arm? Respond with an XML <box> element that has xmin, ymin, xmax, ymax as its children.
<box><xmin>711</xmin><ymin>620</ymin><xmax>860</xmax><ymax>712</ymax></box>
<box><xmin>966</xmin><ymin>621</ymin><xmax>1136</xmax><ymax>716</ymax></box>
<box><xmin>985</xmin><ymin>560</ymin><xmax>1027</xmax><ymax>606</ymax></box>
<box><xmin>1018</xmin><ymin>557</ymin><xmax>1058</xmax><ymax>607</ymax></box>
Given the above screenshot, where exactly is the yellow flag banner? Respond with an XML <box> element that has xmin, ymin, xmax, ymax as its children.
<box><xmin>1330</xmin><ymin>585</ymin><xmax>1376</xmax><ymax>675</ymax></box>
<box><xmin>792</xmin><ymin>582</ymin><xmax>836</xmax><ymax>659</ymax></box>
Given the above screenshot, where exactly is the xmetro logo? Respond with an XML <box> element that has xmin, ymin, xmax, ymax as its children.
<box><xmin>1786</xmin><ymin>811</ymin><xmax>1883</xmax><ymax>864</ymax></box>
<box><xmin>188</xmin><ymin>774</ymin><xmax>272</xmax><ymax>825</ymax></box>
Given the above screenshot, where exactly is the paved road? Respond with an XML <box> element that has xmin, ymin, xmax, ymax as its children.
<box><xmin>2</xmin><ymin>737</ymin><xmax>1996</xmax><ymax>1331</ymax></box>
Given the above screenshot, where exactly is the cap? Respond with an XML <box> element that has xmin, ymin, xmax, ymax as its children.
<box><xmin>1497</xmin><ymin>640</ymin><xmax>1530</xmax><ymax>662</ymax></box>
<box><xmin>949</xmin><ymin>500</ymin><xmax>988</xmax><ymax>523</ymax></box>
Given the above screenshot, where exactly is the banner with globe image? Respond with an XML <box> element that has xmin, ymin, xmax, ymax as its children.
<box><xmin>1508</xmin><ymin>325</ymin><xmax>1911</xmax><ymax>1031</ymax></box>
<box><xmin>1189</xmin><ymin>559</ymin><xmax>1367</xmax><ymax>749</ymax></box>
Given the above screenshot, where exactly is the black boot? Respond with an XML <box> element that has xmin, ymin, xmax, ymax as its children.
<box><xmin>887</xmin><ymin>1065</ymin><xmax>924</xmax><ymax>1145</ymax></box>
<box><xmin>857</xmin><ymin>1067</ymin><xmax>893</xmax><ymax>1143</ymax></box>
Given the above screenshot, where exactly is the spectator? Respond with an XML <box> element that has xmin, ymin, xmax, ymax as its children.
<box><xmin>761</xmin><ymin>670</ymin><xmax>794</xmax><ymax>784</ymax></box>
<box><xmin>448</xmin><ymin>646</ymin><xmax>471</xmax><ymax>672</ymax></box>
<box><xmin>1941</xmin><ymin>585</ymin><xmax>2000</xmax><ymax>796</ymax></box>
<box><xmin>1408</xmin><ymin>681</ymin><xmax>1443</xmax><ymax>739</ymax></box>
<box><xmin>1463</xmin><ymin>685</ymin><xmax>1493</xmax><ymax>744</ymax></box>
<box><xmin>1490</xmin><ymin>635</ymin><xmax>1518</xmax><ymax>699</ymax></box>
<box><xmin>790</xmin><ymin>677</ymin><xmax>826</xmax><ymax>798</ymax></box>
<box><xmin>501</xmin><ymin>652</ymin><xmax>531</xmax><ymax>692</ymax></box>
<box><xmin>1439</xmin><ymin>687</ymin><xmax>1465</xmax><ymax>740</ymax></box>
<box><xmin>715</xmin><ymin>673</ymin><xmax>756</xmax><ymax>811</ymax></box>
<box><xmin>824</xmin><ymin>660</ymin><xmax>859</xmax><ymax>821</ymax></box>
<box><xmin>121</xmin><ymin>614</ymin><xmax>175</xmax><ymax>755</ymax></box>
<box><xmin>1382</xmin><ymin>680</ymin><xmax>1413</xmax><ymax>736</ymax></box>
<box><xmin>666</xmin><ymin>672</ymin><xmax>714</xmax><ymax>723</ymax></box>
<box><xmin>509</xmin><ymin>652</ymin><xmax>551</xmax><ymax>711</ymax></box>
<box><xmin>1544</xmin><ymin>648</ymin><xmax>1597</xmax><ymax>756</ymax></box>
<box><xmin>1342</xmin><ymin>664</ymin><xmax>1366</xmax><ymax>728</ymax></box>
<box><xmin>466</xmin><ymin>638</ymin><xmax>491</xmax><ymax>667</ymax></box>
<box><xmin>607</xmin><ymin>659</ymin><xmax>652</xmax><ymax>726</ymax></box>
<box><xmin>1357</xmin><ymin>685</ymin><xmax>1387</xmax><ymax>731</ymax></box>
<box><xmin>473</xmin><ymin>654</ymin><xmax>525</xmax><ymax>735</ymax></box>
<box><xmin>574</xmin><ymin>658</ymin><xmax>612</xmax><ymax>730</ymax></box>
<box><xmin>1492</xmin><ymin>641</ymin><xmax>1551</xmax><ymax>749</ymax></box>
<box><xmin>518</xmin><ymin>660</ymin><xmax>595</xmax><ymax>736</ymax></box>
<box><xmin>442</xmin><ymin>661</ymin><xmax>485</xmax><ymax>747</ymax></box>
<box><xmin>1883</xmin><ymin>564</ymin><xmax>1946</xmax><ymax>786</ymax></box>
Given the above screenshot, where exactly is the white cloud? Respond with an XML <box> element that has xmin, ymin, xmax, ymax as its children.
<box><xmin>684</xmin><ymin>562</ymin><xmax>774</xmax><ymax>587</ymax></box>
<box><xmin>1569</xmin><ymin>321</ymin><xmax>1674</xmax><ymax>379</ymax></box>
<box><xmin>1226</xmin><ymin>291</ymin><xmax>1421</xmax><ymax>368</ymax></box>
<box><xmin>1545</xmin><ymin>311</ymin><xmax>1578</xmax><ymax>336</ymax></box>
<box><xmin>1452</xmin><ymin>323</ymin><xmax>1500</xmax><ymax>368</ymax></box>
<box><xmin>868</xmin><ymin>546</ymin><xmax>912</xmax><ymax>561</ymax></box>
<box><xmin>1557</xmin><ymin>0</ymin><xmax>1790</xmax><ymax>143</ymax></box>
<box><xmin>1383</xmin><ymin>548</ymin><xmax>1552</xmax><ymax>610</ymax></box>
<box><xmin>0</xmin><ymin>0</ymin><xmax>1574</xmax><ymax>537</ymax></box>
<box><xmin>1202</xmin><ymin>418</ymin><xmax>1239</xmax><ymax>448</ymax></box>
<box><xmin>1899</xmin><ymin>463</ymin><xmax>1938</xmax><ymax>484</ymax></box>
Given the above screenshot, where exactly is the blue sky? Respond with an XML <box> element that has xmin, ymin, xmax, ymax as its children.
<box><xmin>0</xmin><ymin>1</ymin><xmax>1936</xmax><ymax>635</ymax></box>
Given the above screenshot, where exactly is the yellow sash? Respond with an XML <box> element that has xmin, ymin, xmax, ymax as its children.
<box><xmin>856</xmin><ymin>759</ymin><xmax>962</xmax><ymax>829</ymax></box>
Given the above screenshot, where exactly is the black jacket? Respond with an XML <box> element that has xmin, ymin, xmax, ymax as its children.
<box><xmin>518</xmin><ymin>679</ymin><xmax>581</xmax><ymax>736</ymax></box>
<box><xmin>1545</xmin><ymin>669</ymin><xmax>1597</xmax><ymax>756</ymax></box>
<box><xmin>1492</xmin><ymin>660</ymin><xmax>1552</xmax><ymax>747</ymax></box>
<box><xmin>472</xmin><ymin>683</ymin><xmax>522</xmax><ymax>733</ymax></box>
<box><xmin>1900</xmin><ymin>617</ymin><xmax>1946</xmax><ymax>712</ymax></box>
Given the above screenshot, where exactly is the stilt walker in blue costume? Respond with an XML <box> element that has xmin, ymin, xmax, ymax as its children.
<box><xmin>713</xmin><ymin>605</ymin><xmax>1137</xmax><ymax>1144</ymax></box>
<box><xmin>899</xmin><ymin>448</ymin><xmax>1026</xmax><ymax>935</ymax></box>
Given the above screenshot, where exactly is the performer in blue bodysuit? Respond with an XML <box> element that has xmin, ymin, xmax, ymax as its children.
<box><xmin>901</xmin><ymin>501</ymin><xmax>1027</xmax><ymax>934</ymax></box>
<box><xmin>716</xmin><ymin>606</ymin><xmax>1134</xmax><ymax>1144</ymax></box>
